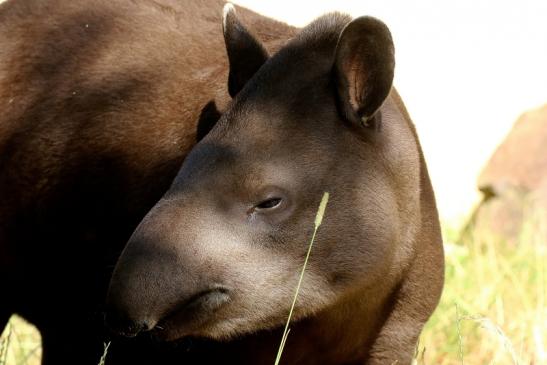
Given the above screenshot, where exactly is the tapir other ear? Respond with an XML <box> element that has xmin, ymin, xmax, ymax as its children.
<box><xmin>223</xmin><ymin>3</ymin><xmax>269</xmax><ymax>97</ymax></box>
<box><xmin>333</xmin><ymin>16</ymin><xmax>395</xmax><ymax>127</ymax></box>
<box><xmin>196</xmin><ymin>100</ymin><xmax>222</xmax><ymax>141</ymax></box>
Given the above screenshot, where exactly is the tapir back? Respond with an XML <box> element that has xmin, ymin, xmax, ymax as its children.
<box><xmin>0</xmin><ymin>0</ymin><xmax>294</xmax><ymax>363</ymax></box>
<box><xmin>0</xmin><ymin>0</ymin><xmax>226</xmax><ymax>294</ymax></box>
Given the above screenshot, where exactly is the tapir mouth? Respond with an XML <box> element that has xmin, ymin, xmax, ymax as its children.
<box><xmin>152</xmin><ymin>287</ymin><xmax>231</xmax><ymax>341</ymax></box>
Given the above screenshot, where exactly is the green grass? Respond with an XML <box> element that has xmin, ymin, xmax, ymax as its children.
<box><xmin>1</xmin><ymin>211</ymin><xmax>545</xmax><ymax>365</ymax></box>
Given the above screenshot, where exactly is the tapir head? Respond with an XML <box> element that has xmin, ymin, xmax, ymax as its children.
<box><xmin>106</xmin><ymin>5</ymin><xmax>419</xmax><ymax>342</ymax></box>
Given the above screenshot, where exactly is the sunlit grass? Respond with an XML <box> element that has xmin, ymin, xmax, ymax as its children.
<box><xmin>97</xmin><ymin>342</ymin><xmax>111</xmax><ymax>365</ymax></box>
<box><xmin>418</xmin><ymin>211</ymin><xmax>546</xmax><ymax>365</ymax></box>
<box><xmin>2</xmin><ymin>211</ymin><xmax>545</xmax><ymax>364</ymax></box>
<box><xmin>0</xmin><ymin>316</ymin><xmax>41</xmax><ymax>365</ymax></box>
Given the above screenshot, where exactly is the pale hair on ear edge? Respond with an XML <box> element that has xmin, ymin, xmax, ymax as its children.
<box><xmin>222</xmin><ymin>3</ymin><xmax>235</xmax><ymax>31</ymax></box>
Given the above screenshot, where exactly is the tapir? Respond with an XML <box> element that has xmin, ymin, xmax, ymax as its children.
<box><xmin>0</xmin><ymin>0</ymin><xmax>444</xmax><ymax>364</ymax></box>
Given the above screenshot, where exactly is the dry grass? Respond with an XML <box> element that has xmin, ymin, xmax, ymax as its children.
<box><xmin>418</xmin><ymin>211</ymin><xmax>546</xmax><ymax>365</ymax></box>
<box><xmin>0</xmin><ymin>316</ymin><xmax>41</xmax><ymax>365</ymax></box>
<box><xmin>1</xmin><ymin>213</ymin><xmax>545</xmax><ymax>365</ymax></box>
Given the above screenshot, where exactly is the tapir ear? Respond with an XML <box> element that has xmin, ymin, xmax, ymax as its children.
<box><xmin>333</xmin><ymin>16</ymin><xmax>395</xmax><ymax>127</ymax></box>
<box><xmin>196</xmin><ymin>100</ymin><xmax>222</xmax><ymax>141</ymax></box>
<box><xmin>223</xmin><ymin>3</ymin><xmax>269</xmax><ymax>97</ymax></box>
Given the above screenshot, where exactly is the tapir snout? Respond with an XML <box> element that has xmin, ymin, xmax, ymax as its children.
<box><xmin>106</xmin><ymin>199</ymin><xmax>234</xmax><ymax>339</ymax></box>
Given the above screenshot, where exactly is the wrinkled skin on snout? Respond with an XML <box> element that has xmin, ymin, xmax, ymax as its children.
<box><xmin>106</xmin><ymin>7</ymin><xmax>443</xmax><ymax>365</ymax></box>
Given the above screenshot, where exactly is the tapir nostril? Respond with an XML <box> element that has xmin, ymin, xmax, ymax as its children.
<box><xmin>153</xmin><ymin>288</ymin><xmax>231</xmax><ymax>331</ymax></box>
<box><xmin>104</xmin><ymin>310</ymin><xmax>155</xmax><ymax>338</ymax></box>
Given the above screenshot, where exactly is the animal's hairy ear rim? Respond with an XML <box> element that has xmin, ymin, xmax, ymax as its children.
<box><xmin>333</xmin><ymin>16</ymin><xmax>395</xmax><ymax>128</ymax></box>
<box><xmin>222</xmin><ymin>3</ymin><xmax>269</xmax><ymax>98</ymax></box>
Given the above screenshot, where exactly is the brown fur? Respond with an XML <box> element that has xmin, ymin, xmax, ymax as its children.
<box><xmin>0</xmin><ymin>0</ymin><xmax>293</xmax><ymax>363</ymax></box>
<box><xmin>0</xmin><ymin>0</ymin><xmax>444</xmax><ymax>364</ymax></box>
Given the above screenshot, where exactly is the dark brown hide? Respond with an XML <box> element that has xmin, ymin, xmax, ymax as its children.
<box><xmin>0</xmin><ymin>0</ymin><xmax>294</xmax><ymax>363</ymax></box>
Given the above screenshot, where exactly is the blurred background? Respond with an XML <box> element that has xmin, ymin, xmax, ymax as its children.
<box><xmin>1</xmin><ymin>0</ymin><xmax>546</xmax><ymax>364</ymax></box>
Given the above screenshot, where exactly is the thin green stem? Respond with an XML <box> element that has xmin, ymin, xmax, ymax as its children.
<box><xmin>455</xmin><ymin>302</ymin><xmax>464</xmax><ymax>365</ymax></box>
<box><xmin>97</xmin><ymin>341</ymin><xmax>111</xmax><ymax>365</ymax></box>
<box><xmin>274</xmin><ymin>192</ymin><xmax>329</xmax><ymax>365</ymax></box>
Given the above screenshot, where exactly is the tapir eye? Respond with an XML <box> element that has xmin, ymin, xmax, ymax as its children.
<box><xmin>255</xmin><ymin>197</ymin><xmax>282</xmax><ymax>210</ymax></box>
<box><xmin>249</xmin><ymin>188</ymin><xmax>292</xmax><ymax>218</ymax></box>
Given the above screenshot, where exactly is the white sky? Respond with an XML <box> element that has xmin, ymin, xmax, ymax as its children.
<box><xmin>234</xmin><ymin>0</ymin><xmax>547</xmax><ymax>223</ymax></box>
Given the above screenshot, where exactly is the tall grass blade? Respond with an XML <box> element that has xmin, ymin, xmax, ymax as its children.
<box><xmin>97</xmin><ymin>341</ymin><xmax>111</xmax><ymax>365</ymax></box>
<box><xmin>274</xmin><ymin>192</ymin><xmax>329</xmax><ymax>365</ymax></box>
<box><xmin>455</xmin><ymin>302</ymin><xmax>464</xmax><ymax>365</ymax></box>
<box><xmin>0</xmin><ymin>321</ymin><xmax>11</xmax><ymax>365</ymax></box>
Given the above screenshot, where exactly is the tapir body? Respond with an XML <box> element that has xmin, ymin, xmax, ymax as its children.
<box><xmin>0</xmin><ymin>0</ymin><xmax>444</xmax><ymax>364</ymax></box>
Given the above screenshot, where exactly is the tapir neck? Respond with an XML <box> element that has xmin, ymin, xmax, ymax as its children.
<box><xmin>284</xmin><ymin>285</ymin><xmax>396</xmax><ymax>364</ymax></box>
<box><xmin>209</xmin><ymin>282</ymin><xmax>397</xmax><ymax>365</ymax></box>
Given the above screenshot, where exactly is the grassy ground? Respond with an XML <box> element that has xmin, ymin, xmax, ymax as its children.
<box><xmin>418</xmin><ymin>214</ymin><xmax>546</xmax><ymax>365</ymax></box>
<box><xmin>1</xmin><ymin>219</ymin><xmax>546</xmax><ymax>365</ymax></box>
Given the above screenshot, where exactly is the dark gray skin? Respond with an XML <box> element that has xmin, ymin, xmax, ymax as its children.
<box><xmin>106</xmin><ymin>4</ymin><xmax>445</xmax><ymax>365</ymax></box>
